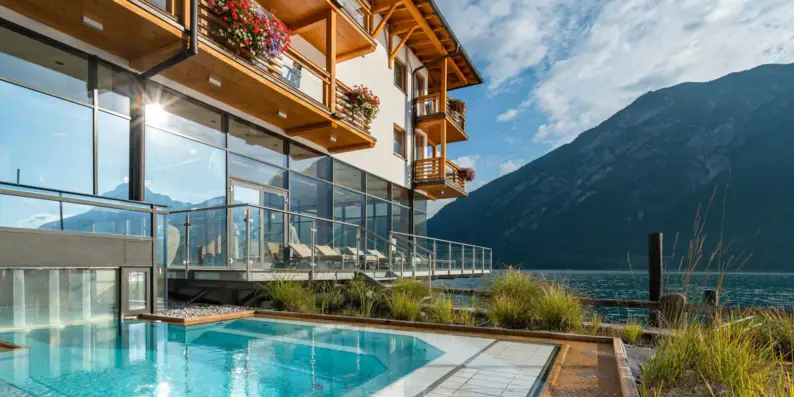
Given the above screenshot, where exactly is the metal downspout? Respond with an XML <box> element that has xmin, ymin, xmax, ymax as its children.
<box><xmin>139</xmin><ymin>0</ymin><xmax>199</xmax><ymax>79</ymax></box>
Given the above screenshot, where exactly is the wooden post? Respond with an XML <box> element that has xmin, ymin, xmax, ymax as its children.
<box><xmin>648</xmin><ymin>232</ymin><xmax>663</xmax><ymax>326</ymax></box>
<box><xmin>440</xmin><ymin>58</ymin><xmax>448</xmax><ymax>113</ymax></box>
<box><xmin>438</xmin><ymin>58</ymin><xmax>448</xmax><ymax>179</ymax></box>
<box><xmin>326</xmin><ymin>9</ymin><xmax>337</xmax><ymax>112</ymax></box>
<box><xmin>648</xmin><ymin>232</ymin><xmax>663</xmax><ymax>302</ymax></box>
<box><xmin>704</xmin><ymin>289</ymin><xmax>719</xmax><ymax>306</ymax></box>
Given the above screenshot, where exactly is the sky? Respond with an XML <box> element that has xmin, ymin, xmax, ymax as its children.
<box><xmin>427</xmin><ymin>0</ymin><xmax>794</xmax><ymax>217</ymax></box>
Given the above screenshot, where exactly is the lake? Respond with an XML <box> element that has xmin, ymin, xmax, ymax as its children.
<box><xmin>435</xmin><ymin>270</ymin><xmax>794</xmax><ymax>323</ymax></box>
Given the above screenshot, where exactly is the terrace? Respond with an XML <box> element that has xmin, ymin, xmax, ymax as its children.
<box><xmin>0</xmin><ymin>0</ymin><xmax>378</xmax><ymax>153</ymax></box>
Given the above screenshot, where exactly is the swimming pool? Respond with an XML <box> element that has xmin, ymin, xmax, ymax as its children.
<box><xmin>0</xmin><ymin>318</ymin><xmax>471</xmax><ymax>397</ymax></box>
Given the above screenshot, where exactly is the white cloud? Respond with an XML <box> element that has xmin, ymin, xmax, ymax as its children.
<box><xmin>496</xmin><ymin>108</ymin><xmax>519</xmax><ymax>122</ymax></box>
<box><xmin>438</xmin><ymin>0</ymin><xmax>794</xmax><ymax>146</ymax></box>
<box><xmin>499</xmin><ymin>160</ymin><xmax>523</xmax><ymax>176</ymax></box>
<box><xmin>455</xmin><ymin>155</ymin><xmax>479</xmax><ymax>169</ymax></box>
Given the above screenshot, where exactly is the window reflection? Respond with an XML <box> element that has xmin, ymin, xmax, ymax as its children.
<box><xmin>334</xmin><ymin>161</ymin><xmax>364</xmax><ymax>192</ymax></box>
<box><xmin>289</xmin><ymin>144</ymin><xmax>331</xmax><ymax>181</ymax></box>
<box><xmin>414</xmin><ymin>211</ymin><xmax>427</xmax><ymax>236</ymax></box>
<box><xmin>0</xmin><ymin>26</ymin><xmax>91</xmax><ymax>104</ymax></box>
<box><xmin>0</xmin><ymin>81</ymin><xmax>93</xmax><ymax>193</ymax></box>
<box><xmin>366</xmin><ymin>174</ymin><xmax>389</xmax><ymax>200</ymax></box>
<box><xmin>97</xmin><ymin>64</ymin><xmax>132</xmax><ymax>115</ymax></box>
<box><xmin>98</xmin><ymin>111</ymin><xmax>130</xmax><ymax>198</ymax></box>
<box><xmin>145</xmin><ymin>86</ymin><xmax>224</xmax><ymax>147</ymax></box>
<box><xmin>334</xmin><ymin>186</ymin><xmax>364</xmax><ymax>226</ymax></box>
<box><xmin>367</xmin><ymin>196</ymin><xmax>389</xmax><ymax>244</ymax></box>
<box><xmin>229</xmin><ymin>154</ymin><xmax>285</xmax><ymax>188</ymax></box>
<box><xmin>392</xmin><ymin>204</ymin><xmax>410</xmax><ymax>234</ymax></box>
<box><xmin>228</xmin><ymin>119</ymin><xmax>286</xmax><ymax>167</ymax></box>
<box><xmin>289</xmin><ymin>172</ymin><xmax>331</xmax><ymax>219</ymax></box>
<box><xmin>393</xmin><ymin>185</ymin><xmax>410</xmax><ymax>207</ymax></box>
<box><xmin>145</xmin><ymin>127</ymin><xmax>226</xmax><ymax>209</ymax></box>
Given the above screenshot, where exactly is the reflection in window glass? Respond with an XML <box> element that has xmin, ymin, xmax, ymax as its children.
<box><xmin>414</xmin><ymin>193</ymin><xmax>428</xmax><ymax>214</ymax></box>
<box><xmin>145</xmin><ymin>85</ymin><xmax>224</xmax><ymax>147</ymax></box>
<box><xmin>366</xmin><ymin>174</ymin><xmax>389</xmax><ymax>200</ymax></box>
<box><xmin>97</xmin><ymin>64</ymin><xmax>132</xmax><ymax>115</ymax></box>
<box><xmin>393</xmin><ymin>184</ymin><xmax>410</xmax><ymax>206</ymax></box>
<box><xmin>98</xmin><ymin>111</ymin><xmax>130</xmax><ymax>198</ymax></box>
<box><xmin>334</xmin><ymin>161</ymin><xmax>363</xmax><ymax>191</ymax></box>
<box><xmin>228</xmin><ymin>119</ymin><xmax>286</xmax><ymax>166</ymax></box>
<box><xmin>229</xmin><ymin>154</ymin><xmax>285</xmax><ymax>188</ymax></box>
<box><xmin>61</xmin><ymin>203</ymin><xmax>150</xmax><ymax>236</ymax></box>
<box><xmin>128</xmin><ymin>271</ymin><xmax>146</xmax><ymax>311</ymax></box>
<box><xmin>334</xmin><ymin>186</ymin><xmax>364</xmax><ymax>225</ymax></box>
<box><xmin>392</xmin><ymin>204</ymin><xmax>410</xmax><ymax>234</ymax></box>
<box><xmin>414</xmin><ymin>211</ymin><xmax>427</xmax><ymax>236</ymax></box>
<box><xmin>0</xmin><ymin>81</ymin><xmax>93</xmax><ymax>193</ymax></box>
<box><xmin>0</xmin><ymin>195</ymin><xmax>60</xmax><ymax>230</ymax></box>
<box><xmin>145</xmin><ymin>127</ymin><xmax>226</xmax><ymax>209</ymax></box>
<box><xmin>289</xmin><ymin>143</ymin><xmax>331</xmax><ymax>181</ymax></box>
<box><xmin>290</xmin><ymin>172</ymin><xmax>331</xmax><ymax>219</ymax></box>
<box><xmin>0</xmin><ymin>26</ymin><xmax>91</xmax><ymax>103</ymax></box>
<box><xmin>367</xmin><ymin>196</ymin><xmax>389</xmax><ymax>241</ymax></box>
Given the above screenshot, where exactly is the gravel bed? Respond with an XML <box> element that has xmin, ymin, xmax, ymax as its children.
<box><xmin>157</xmin><ymin>303</ymin><xmax>255</xmax><ymax>319</ymax></box>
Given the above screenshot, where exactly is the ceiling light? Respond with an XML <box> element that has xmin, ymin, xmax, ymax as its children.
<box><xmin>82</xmin><ymin>16</ymin><xmax>104</xmax><ymax>31</ymax></box>
<box><xmin>208</xmin><ymin>77</ymin><xmax>222</xmax><ymax>88</ymax></box>
<box><xmin>278</xmin><ymin>110</ymin><xmax>287</xmax><ymax>119</ymax></box>
<box><xmin>329</xmin><ymin>135</ymin><xmax>337</xmax><ymax>143</ymax></box>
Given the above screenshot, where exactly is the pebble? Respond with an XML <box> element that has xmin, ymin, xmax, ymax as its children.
<box><xmin>158</xmin><ymin>303</ymin><xmax>255</xmax><ymax>319</ymax></box>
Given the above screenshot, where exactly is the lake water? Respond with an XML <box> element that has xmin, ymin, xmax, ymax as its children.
<box><xmin>436</xmin><ymin>270</ymin><xmax>794</xmax><ymax>323</ymax></box>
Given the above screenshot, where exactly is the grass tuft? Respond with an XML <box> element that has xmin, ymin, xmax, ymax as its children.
<box><xmin>531</xmin><ymin>283</ymin><xmax>583</xmax><ymax>332</ymax></box>
<box><xmin>264</xmin><ymin>279</ymin><xmax>315</xmax><ymax>313</ymax></box>
<box><xmin>428</xmin><ymin>293</ymin><xmax>455</xmax><ymax>324</ymax></box>
<box><xmin>386</xmin><ymin>291</ymin><xmax>423</xmax><ymax>321</ymax></box>
<box><xmin>621</xmin><ymin>318</ymin><xmax>644</xmax><ymax>345</ymax></box>
<box><xmin>488</xmin><ymin>294</ymin><xmax>530</xmax><ymax>329</ymax></box>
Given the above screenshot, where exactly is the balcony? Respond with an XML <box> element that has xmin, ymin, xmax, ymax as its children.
<box><xmin>1</xmin><ymin>0</ymin><xmax>377</xmax><ymax>153</ymax></box>
<box><xmin>413</xmin><ymin>157</ymin><xmax>467</xmax><ymax>199</ymax></box>
<box><xmin>415</xmin><ymin>92</ymin><xmax>468</xmax><ymax>145</ymax></box>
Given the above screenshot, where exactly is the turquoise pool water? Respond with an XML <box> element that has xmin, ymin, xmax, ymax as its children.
<box><xmin>0</xmin><ymin>319</ymin><xmax>444</xmax><ymax>396</ymax></box>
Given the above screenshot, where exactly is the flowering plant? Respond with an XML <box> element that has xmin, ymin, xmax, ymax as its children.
<box><xmin>343</xmin><ymin>85</ymin><xmax>380</xmax><ymax>125</ymax></box>
<box><xmin>448</xmin><ymin>98</ymin><xmax>466</xmax><ymax>114</ymax></box>
<box><xmin>457</xmin><ymin>167</ymin><xmax>475</xmax><ymax>182</ymax></box>
<box><xmin>209</xmin><ymin>0</ymin><xmax>291</xmax><ymax>59</ymax></box>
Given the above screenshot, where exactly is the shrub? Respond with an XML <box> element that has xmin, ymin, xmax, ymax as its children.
<box><xmin>391</xmin><ymin>278</ymin><xmax>429</xmax><ymax>300</ymax></box>
<box><xmin>429</xmin><ymin>293</ymin><xmax>455</xmax><ymax>324</ymax></box>
<box><xmin>345</xmin><ymin>277</ymin><xmax>369</xmax><ymax>305</ymax></box>
<box><xmin>531</xmin><ymin>283</ymin><xmax>583</xmax><ymax>332</ymax></box>
<box><xmin>455</xmin><ymin>308</ymin><xmax>477</xmax><ymax>326</ymax></box>
<box><xmin>757</xmin><ymin>309</ymin><xmax>794</xmax><ymax>361</ymax></box>
<box><xmin>264</xmin><ymin>279</ymin><xmax>315</xmax><ymax>313</ymax></box>
<box><xmin>316</xmin><ymin>283</ymin><xmax>344</xmax><ymax>314</ymax></box>
<box><xmin>387</xmin><ymin>292</ymin><xmax>422</xmax><ymax>321</ymax></box>
<box><xmin>490</xmin><ymin>268</ymin><xmax>541</xmax><ymax>307</ymax></box>
<box><xmin>488</xmin><ymin>294</ymin><xmax>530</xmax><ymax>329</ymax></box>
<box><xmin>588</xmin><ymin>313</ymin><xmax>603</xmax><ymax>336</ymax></box>
<box><xmin>621</xmin><ymin>318</ymin><xmax>643</xmax><ymax>345</ymax></box>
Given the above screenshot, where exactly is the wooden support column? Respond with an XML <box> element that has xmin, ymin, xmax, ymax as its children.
<box><xmin>440</xmin><ymin>57</ymin><xmax>448</xmax><ymax>113</ymax></box>
<box><xmin>372</xmin><ymin>1</ymin><xmax>403</xmax><ymax>39</ymax></box>
<box><xmin>326</xmin><ymin>9</ymin><xmax>337</xmax><ymax>112</ymax></box>
<box><xmin>389</xmin><ymin>26</ymin><xmax>418</xmax><ymax>69</ymax></box>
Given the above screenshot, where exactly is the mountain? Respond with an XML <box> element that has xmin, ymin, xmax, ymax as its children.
<box><xmin>429</xmin><ymin>64</ymin><xmax>794</xmax><ymax>271</ymax></box>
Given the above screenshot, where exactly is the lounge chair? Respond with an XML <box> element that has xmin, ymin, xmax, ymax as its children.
<box><xmin>342</xmin><ymin>247</ymin><xmax>377</xmax><ymax>269</ymax></box>
<box><xmin>288</xmin><ymin>243</ymin><xmax>314</xmax><ymax>268</ymax></box>
<box><xmin>315</xmin><ymin>245</ymin><xmax>354</xmax><ymax>269</ymax></box>
<box><xmin>367</xmin><ymin>249</ymin><xmax>404</xmax><ymax>270</ymax></box>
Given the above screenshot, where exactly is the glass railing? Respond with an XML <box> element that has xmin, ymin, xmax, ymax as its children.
<box><xmin>338</xmin><ymin>0</ymin><xmax>369</xmax><ymax>30</ymax></box>
<box><xmin>392</xmin><ymin>232</ymin><xmax>494</xmax><ymax>273</ymax></box>
<box><xmin>0</xmin><ymin>182</ymin><xmax>160</xmax><ymax>238</ymax></box>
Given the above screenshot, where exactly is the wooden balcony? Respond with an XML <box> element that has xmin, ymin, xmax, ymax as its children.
<box><xmin>413</xmin><ymin>157</ymin><xmax>467</xmax><ymax>199</ymax></box>
<box><xmin>1</xmin><ymin>0</ymin><xmax>377</xmax><ymax>153</ymax></box>
<box><xmin>415</xmin><ymin>92</ymin><xmax>468</xmax><ymax>145</ymax></box>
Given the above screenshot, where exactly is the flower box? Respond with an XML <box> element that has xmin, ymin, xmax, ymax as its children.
<box><xmin>207</xmin><ymin>0</ymin><xmax>291</xmax><ymax>61</ymax></box>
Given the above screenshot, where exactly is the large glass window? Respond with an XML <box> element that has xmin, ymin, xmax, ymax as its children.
<box><xmin>334</xmin><ymin>186</ymin><xmax>364</xmax><ymax>225</ymax></box>
<box><xmin>333</xmin><ymin>160</ymin><xmax>363</xmax><ymax>192</ymax></box>
<box><xmin>414</xmin><ymin>211</ymin><xmax>427</xmax><ymax>236</ymax></box>
<box><xmin>393</xmin><ymin>184</ymin><xmax>410</xmax><ymax>207</ymax></box>
<box><xmin>0</xmin><ymin>26</ymin><xmax>91</xmax><ymax>104</ymax></box>
<box><xmin>229</xmin><ymin>154</ymin><xmax>285</xmax><ymax>189</ymax></box>
<box><xmin>228</xmin><ymin>118</ymin><xmax>286</xmax><ymax>167</ymax></box>
<box><xmin>289</xmin><ymin>143</ymin><xmax>331</xmax><ymax>181</ymax></box>
<box><xmin>392</xmin><ymin>204</ymin><xmax>410</xmax><ymax>234</ymax></box>
<box><xmin>145</xmin><ymin>86</ymin><xmax>224</xmax><ymax>147</ymax></box>
<box><xmin>0</xmin><ymin>81</ymin><xmax>93</xmax><ymax>193</ymax></box>
<box><xmin>366</xmin><ymin>174</ymin><xmax>390</xmax><ymax>200</ymax></box>
<box><xmin>290</xmin><ymin>172</ymin><xmax>332</xmax><ymax>219</ymax></box>
<box><xmin>366</xmin><ymin>196</ymin><xmax>389</xmax><ymax>241</ymax></box>
<box><xmin>97</xmin><ymin>63</ymin><xmax>132</xmax><ymax>116</ymax></box>
<box><xmin>98</xmin><ymin>111</ymin><xmax>130</xmax><ymax>198</ymax></box>
<box><xmin>144</xmin><ymin>127</ymin><xmax>226</xmax><ymax>209</ymax></box>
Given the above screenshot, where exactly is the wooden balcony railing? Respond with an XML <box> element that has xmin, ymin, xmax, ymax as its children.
<box><xmin>415</xmin><ymin>92</ymin><xmax>466</xmax><ymax>132</ymax></box>
<box><xmin>335</xmin><ymin>81</ymin><xmax>373</xmax><ymax>134</ymax></box>
<box><xmin>413</xmin><ymin>157</ymin><xmax>466</xmax><ymax>192</ymax></box>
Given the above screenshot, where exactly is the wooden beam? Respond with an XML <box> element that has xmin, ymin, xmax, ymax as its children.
<box><xmin>326</xmin><ymin>9</ymin><xmax>337</xmax><ymax>112</ymax></box>
<box><xmin>449</xmin><ymin>59</ymin><xmax>468</xmax><ymax>86</ymax></box>
<box><xmin>338</xmin><ymin>45</ymin><xmax>375</xmax><ymax>62</ymax></box>
<box><xmin>439</xmin><ymin>57</ymin><xmax>448</xmax><ymax>179</ymax></box>
<box><xmin>440</xmin><ymin>57</ymin><xmax>448</xmax><ymax>113</ymax></box>
<box><xmin>289</xmin><ymin>10</ymin><xmax>328</xmax><ymax>35</ymax></box>
<box><xmin>371</xmin><ymin>0</ymin><xmax>403</xmax><ymax>38</ymax></box>
<box><xmin>389</xmin><ymin>26</ymin><xmax>417</xmax><ymax>68</ymax></box>
<box><xmin>329</xmin><ymin>142</ymin><xmax>375</xmax><ymax>153</ymax></box>
<box><xmin>129</xmin><ymin>40</ymin><xmax>184</xmax><ymax>71</ymax></box>
<box><xmin>286</xmin><ymin>122</ymin><xmax>335</xmax><ymax>137</ymax></box>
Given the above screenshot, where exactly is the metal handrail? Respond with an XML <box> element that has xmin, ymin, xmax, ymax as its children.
<box><xmin>391</xmin><ymin>231</ymin><xmax>492</xmax><ymax>251</ymax></box>
<box><xmin>0</xmin><ymin>182</ymin><xmax>162</xmax><ymax>212</ymax></box>
<box><xmin>169</xmin><ymin>203</ymin><xmax>361</xmax><ymax>228</ymax></box>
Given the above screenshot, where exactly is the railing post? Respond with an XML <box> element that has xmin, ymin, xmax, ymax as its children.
<box><xmin>184</xmin><ymin>213</ymin><xmax>191</xmax><ymax>278</ymax></box>
<box><xmin>388</xmin><ymin>231</ymin><xmax>394</xmax><ymax>274</ymax></box>
<box><xmin>356</xmin><ymin>228</ymin><xmax>362</xmax><ymax>270</ymax></box>
<box><xmin>310</xmin><ymin>220</ymin><xmax>316</xmax><ymax>280</ymax></box>
<box><xmin>648</xmin><ymin>232</ymin><xmax>663</xmax><ymax>326</ymax></box>
<box><xmin>245</xmin><ymin>208</ymin><xmax>251</xmax><ymax>280</ymax></box>
<box><xmin>432</xmin><ymin>240</ymin><xmax>437</xmax><ymax>275</ymax></box>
